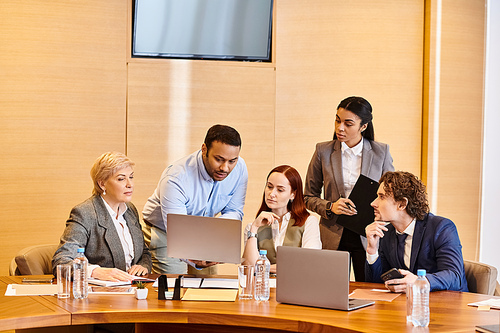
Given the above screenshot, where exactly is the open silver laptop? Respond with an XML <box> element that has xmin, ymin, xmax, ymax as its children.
<box><xmin>276</xmin><ymin>246</ymin><xmax>374</xmax><ymax>311</ymax></box>
<box><xmin>166</xmin><ymin>214</ymin><xmax>242</xmax><ymax>264</ymax></box>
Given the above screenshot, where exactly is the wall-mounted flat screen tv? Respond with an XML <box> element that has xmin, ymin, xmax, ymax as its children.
<box><xmin>132</xmin><ymin>0</ymin><xmax>273</xmax><ymax>62</ymax></box>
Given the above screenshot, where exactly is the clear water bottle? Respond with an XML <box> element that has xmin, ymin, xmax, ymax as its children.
<box><xmin>73</xmin><ymin>247</ymin><xmax>88</xmax><ymax>299</ymax></box>
<box><xmin>411</xmin><ymin>269</ymin><xmax>430</xmax><ymax>327</ymax></box>
<box><xmin>254</xmin><ymin>249</ymin><xmax>271</xmax><ymax>301</ymax></box>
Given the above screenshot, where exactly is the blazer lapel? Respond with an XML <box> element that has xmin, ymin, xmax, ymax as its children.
<box><xmin>361</xmin><ymin>138</ymin><xmax>373</xmax><ymax>176</ymax></box>
<box><xmin>94</xmin><ymin>197</ymin><xmax>127</xmax><ymax>270</ymax></box>
<box><xmin>409</xmin><ymin>217</ymin><xmax>427</xmax><ymax>271</ymax></box>
<box><xmin>331</xmin><ymin>140</ymin><xmax>345</xmax><ymax>198</ymax></box>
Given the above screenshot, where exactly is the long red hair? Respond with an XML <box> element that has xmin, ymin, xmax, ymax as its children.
<box><xmin>256</xmin><ymin>165</ymin><xmax>310</xmax><ymax>227</ymax></box>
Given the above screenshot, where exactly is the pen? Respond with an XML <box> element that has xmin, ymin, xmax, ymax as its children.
<box><xmin>340</xmin><ymin>194</ymin><xmax>353</xmax><ymax>211</ymax></box>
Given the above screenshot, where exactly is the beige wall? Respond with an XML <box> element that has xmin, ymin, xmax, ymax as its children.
<box><xmin>275</xmin><ymin>0</ymin><xmax>424</xmax><ymax>176</ymax></box>
<box><xmin>0</xmin><ymin>1</ymin><xmax>128</xmax><ymax>272</ymax></box>
<box><xmin>0</xmin><ymin>0</ymin><xmax>486</xmax><ymax>274</ymax></box>
<box><xmin>423</xmin><ymin>0</ymin><xmax>485</xmax><ymax>260</ymax></box>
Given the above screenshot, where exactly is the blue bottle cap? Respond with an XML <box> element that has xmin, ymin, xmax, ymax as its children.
<box><xmin>77</xmin><ymin>248</ymin><xmax>85</xmax><ymax>253</ymax></box>
<box><xmin>259</xmin><ymin>250</ymin><xmax>267</xmax><ymax>255</ymax></box>
<box><xmin>417</xmin><ymin>269</ymin><xmax>426</xmax><ymax>277</ymax></box>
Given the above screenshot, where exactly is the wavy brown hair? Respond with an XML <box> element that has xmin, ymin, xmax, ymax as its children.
<box><xmin>380</xmin><ymin>171</ymin><xmax>429</xmax><ymax>220</ymax></box>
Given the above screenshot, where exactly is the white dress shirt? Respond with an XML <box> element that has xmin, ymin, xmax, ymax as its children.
<box><xmin>366</xmin><ymin>219</ymin><xmax>416</xmax><ymax>267</ymax></box>
<box><xmin>341</xmin><ymin>140</ymin><xmax>363</xmax><ymax>197</ymax></box>
<box><xmin>244</xmin><ymin>212</ymin><xmax>322</xmax><ymax>250</ymax></box>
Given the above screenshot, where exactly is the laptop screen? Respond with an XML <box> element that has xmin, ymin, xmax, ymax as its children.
<box><xmin>166</xmin><ymin>214</ymin><xmax>242</xmax><ymax>264</ymax></box>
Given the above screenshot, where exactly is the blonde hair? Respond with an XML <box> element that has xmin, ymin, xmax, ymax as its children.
<box><xmin>90</xmin><ymin>152</ymin><xmax>135</xmax><ymax>196</ymax></box>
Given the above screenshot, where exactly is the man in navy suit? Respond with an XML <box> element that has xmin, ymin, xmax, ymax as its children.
<box><xmin>365</xmin><ymin>171</ymin><xmax>468</xmax><ymax>292</ymax></box>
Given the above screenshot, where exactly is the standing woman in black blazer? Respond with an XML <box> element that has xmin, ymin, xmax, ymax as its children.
<box><xmin>304</xmin><ymin>96</ymin><xmax>394</xmax><ymax>281</ymax></box>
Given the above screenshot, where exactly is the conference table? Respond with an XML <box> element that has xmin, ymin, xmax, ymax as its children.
<box><xmin>1</xmin><ymin>274</ymin><xmax>499</xmax><ymax>333</ymax></box>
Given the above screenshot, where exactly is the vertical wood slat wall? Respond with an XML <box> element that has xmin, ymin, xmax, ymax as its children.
<box><xmin>0</xmin><ymin>1</ymin><xmax>128</xmax><ymax>272</ymax></box>
<box><xmin>0</xmin><ymin>0</ymin><xmax>485</xmax><ymax>273</ymax></box>
<box><xmin>423</xmin><ymin>0</ymin><xmax>485</xmax><ymax>260</ymax></box>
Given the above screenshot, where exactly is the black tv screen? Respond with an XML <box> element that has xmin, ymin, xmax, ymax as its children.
<box><xmin>132</xmin><ymin>0</ymin><xmax>273</xmax><ymax>62</ymax></box>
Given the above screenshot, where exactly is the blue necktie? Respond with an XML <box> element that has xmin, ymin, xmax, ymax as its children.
<box><xmin>397</xmin><ymin>233</ymin><xmax>408</xmax><ymax>269</ymax></box>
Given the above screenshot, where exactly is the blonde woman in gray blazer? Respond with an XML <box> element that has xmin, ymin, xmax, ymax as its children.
<box><xmin>304</xmin><ymin>96</ymin><xmax>394</xmax><ymax>282</ymax></box>
<box><xmin>52</xmin><ymin>152</ymin><xmax>151</xmax><ymax>281</ymax></box>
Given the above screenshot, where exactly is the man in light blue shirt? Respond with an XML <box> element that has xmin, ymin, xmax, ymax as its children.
<box><xmin>142</xmin><ymin>124</ymin><xmax>248</xmax><ymax>274</ymax></box>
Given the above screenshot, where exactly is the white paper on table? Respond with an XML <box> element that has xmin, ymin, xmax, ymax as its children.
<box><xmin>201</xmin><ymin>278</ymin><xmax>238</xmax><ymax>289</ymax></box>
<box><xmin>5</xmin><ymin>284</ymin><xmax>58</xmax><ymax>296</ymax></box>
<box><xmin>468</xmin><ymin>298</ymin><xmax>500</xmax><ymax>309</ymax></box>
<box><xmin>152</xmin><ymin>277</ymin><xmax>202</xmax><ymax>288</ymax></box>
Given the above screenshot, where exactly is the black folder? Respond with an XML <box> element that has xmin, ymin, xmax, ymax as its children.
<box><xmin>336</xmin><ymin>174</ymin><xmax>379</xmax><ymax>237</ymax></box>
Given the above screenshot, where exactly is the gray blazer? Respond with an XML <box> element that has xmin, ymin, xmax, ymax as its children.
<box><xmin>304</xmin><ymin>138</ymin><xmax>394</xmax><ymax>250</ymax></box>
<box><xmin>52</xmin><ymin>195</ymin><xmax>152</xmax><ymax>276</ymax></box>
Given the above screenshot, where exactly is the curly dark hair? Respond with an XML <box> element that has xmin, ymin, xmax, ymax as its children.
<box><xmin>379</xmin><ymin>171</ymin><xmax>429</xmax><ymax>220</ymax></box>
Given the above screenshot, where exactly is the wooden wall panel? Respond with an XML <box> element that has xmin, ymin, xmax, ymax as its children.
<box><xmin>126</xmin><ymin>60</ymin><xmax>276</xmax><ymax>274</ymax></box>
<box><xmin>0</xmin><ymin>0</ymin><xmax>487</xmax><ymax>275</ymax></box>
<box><xmin>424</xmin><ymin>0</ymin><xmax>485</xmax><ymax>260</ymax></box>
<box><xmin>275</xmin><ymin>0</ymin><xmax>424</xmax><ymax>178</ymax></box>
<box><xmin>0</xmin><ymin>0</ymin><xmax>128</xmax><ymax>273</ymax></box>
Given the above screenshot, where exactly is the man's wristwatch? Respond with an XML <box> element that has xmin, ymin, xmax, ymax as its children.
<box><xmin>247</xmin><ymin>231</ymin><xmax>257</xmax><ymax>240</ymax></box>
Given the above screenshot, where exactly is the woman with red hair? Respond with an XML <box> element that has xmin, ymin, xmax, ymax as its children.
<box><xmin>242</xmin><ymin>165</ymin><xmax>321</xmax><ymax>273</ymax></box>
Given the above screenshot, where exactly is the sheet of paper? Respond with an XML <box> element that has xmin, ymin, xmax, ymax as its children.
<box><xmin>468</xmin><ymin>298</ymin><xmax>500</xmax><ymax>310</ymax></box>
<box><xmin>182</xmin><ymin>278</ymin><xmax>203</xmax><ymax>288</ymax></box>
<box><xmin>181</xmin><ymin>288</ymin><xmax>238</xmax><ymax>301</ymax></box>
<box><xmin>201</xmin><ymin>278</ymin><xmax>238</xmax><ymax>289</ymax></box>
<box><xmin>349</xmin><ymin>288</ymin><xmax>401</xmax><ymax>302</ymax></box>
<box><xmin>152</xmin><ymin>277</ymin><xmax>177</xmax><ymax>288</ymax></box>
<box><xmin>88</xmin><ymin>279</ymin><xmax>131</xmax><ymax>287</ymax></box>
<box><xmin>88</xmin><ymin>276</ymin><xmax>155</xmax><ymax>287</ymax></box>
<box><xmin>88</xmin><ymin>286</ymin><xmax>135</xmax><ymax>295</ymax></box>
<box><xmin>5</xmin><ymin>284</ymin><xmax>58</xmax><ymax>296</ymax></box>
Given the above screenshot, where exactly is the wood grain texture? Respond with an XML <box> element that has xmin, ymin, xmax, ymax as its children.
<box><xmin>2</xmin><ymin>275</ymin><xmax>499</xmax><ymax>332</ymax></box>
<box><xmin>0</xmin><ymin>277</ymin><xmax>70</xmax><ymax>331</ymax></box>
<box><xmin>0</xmin><ymin>1</ymin><xmax>128</xmax><ymax>273</ymax></box>
<box><xmin>275</xmin><ymin>0</ymin><xmax>424</xmax><ymax>177</ymax></box>
<box><xmin>126</xmin><ymin>60</ymin><xmax>276</xmax><ymax>274</ymax></box>
<box><xmin>0</xmin><ymin>0</ymin><xmax>488</xmax><ymax>278</ymax></box>
<box><xmin>423</xmin><ymin>0</ymin><xmax>485</xmax><ymax>260</ymax></box>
